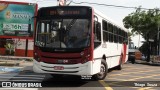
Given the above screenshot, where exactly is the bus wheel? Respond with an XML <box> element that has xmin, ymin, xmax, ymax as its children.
<box><xmin>93</xmin><ymin>60</ymin><xmax>108</xmax><ymax>80</ymax></box>
<box><xmin>131</xmin><ymin>58</ymin><xmax>135</xmax><ymax>64</ymax></box>
<box><xmin>116</xmin><ymin>59</ymin><xmax>123</xmax><ymax>70</ymax></box>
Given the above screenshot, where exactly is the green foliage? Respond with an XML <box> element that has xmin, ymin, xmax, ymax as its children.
<box><xmin>25</xmin><ymin>58</ymin><xmax>33</xmax><ymax>62</ymax></box>
<box><xmin>4</xmin><ymin>43</ymin><xmax>15</xmax><ymax>55</ymax></box>
<box><xmin>123</xmin><ymin>7</ymin><xmax>160</xmax><ymax>40</ymax></box>
<box><xmin>4</xmin><ymin>43</ymin><xmax>14</xmax><ymax>50</ymax></box>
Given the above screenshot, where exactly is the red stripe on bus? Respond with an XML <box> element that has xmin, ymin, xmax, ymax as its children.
<box><xmin>119</xmin><ymin>43</ymin><xmax>127</xmax><ymax>64</ymax></box>
<box><xmin>122</xmin><ymin>43</ymin><xmax>127</xmax><ymax>63</ymax></box>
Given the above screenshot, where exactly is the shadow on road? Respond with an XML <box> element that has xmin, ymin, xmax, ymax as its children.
<box><xmin>42</xmin><ymin>75</ymin><xmax>103</xmax><ymax>87</ymax></box>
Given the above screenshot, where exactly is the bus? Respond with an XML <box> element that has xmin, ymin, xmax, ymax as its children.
<box><xmin>33</xmin><ymin>6</ymin><xmax>129</xmax><ymax>80</ymax></box>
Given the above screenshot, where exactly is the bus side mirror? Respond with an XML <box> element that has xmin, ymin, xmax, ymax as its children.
<box><xmin>123</xmin><ymin>39</ymin><xmax>128</xmax><ymax>44</ymax></box>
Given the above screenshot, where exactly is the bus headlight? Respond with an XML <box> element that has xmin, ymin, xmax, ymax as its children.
<box><xmin>82</xmin><ymin>54</ymin><xmax>90</xmax><ymax>63</ymax></box>
<box><xmin>34</xmin><ymin>52</ymin><xmax>37</xmax><ymax>56</ymax></box>
<box><xmin>34</xmin><ymin>52</ymin><xmax>40</xmax><ymax>62</ymax></box>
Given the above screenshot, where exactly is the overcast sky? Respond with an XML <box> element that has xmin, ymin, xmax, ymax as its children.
<box><xmin>1</xmin><ymin>0</ymin><xmax>160</xmax><ymax>47</ymax></box>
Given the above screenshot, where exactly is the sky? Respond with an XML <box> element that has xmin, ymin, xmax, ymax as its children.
<box><xmin>1</xmin><ymin>0</ymin><xmax>160</xmax><ymax>47</ymax></box>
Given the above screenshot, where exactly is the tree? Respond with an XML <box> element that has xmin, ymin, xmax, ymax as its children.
<box><xmin>123</xmin><ymin>7</ymin><xmax>160</xmax><ymax>40</ymax></box>
<box><xmin>139</xmin><ymin>42</ymin><xmax>149</xmax><ymax>58</ymax></box>
<box><xmin>123</xmin><ymin>7</ymin><xmax>160</xmax><ymax>62</ymax></box>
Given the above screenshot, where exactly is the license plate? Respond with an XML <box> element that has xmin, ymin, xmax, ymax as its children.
<box><xmin>54</xmin><ymin>66</ymin><xmax>64</xmax><ymax>70</ymax></box>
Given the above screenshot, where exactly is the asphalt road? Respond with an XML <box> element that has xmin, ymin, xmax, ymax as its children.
<box><xmin>0</xmin><ymin>61</ymin><xmax>160</xmax><ymax>90</ymax></box>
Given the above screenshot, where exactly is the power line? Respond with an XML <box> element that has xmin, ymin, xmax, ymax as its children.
<box><xmin>71</xmin><ymin>1</ymin><xmax>158</xmax><ymax>11</ymax></box>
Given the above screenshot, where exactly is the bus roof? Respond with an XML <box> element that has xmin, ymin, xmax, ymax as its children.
<box><xmin>94</xmin><ymin>8</ymin><xmax>129</xmax><ymax>33</ymax></box>
<box><xmin>38</xmin><ymin>5</ymin><xmax>129</xmax><ymax>33</ymax></box>
<box><xmin>38</xmin><ymin>6</ymin><xmax>92</xmax><ymax>10</ymax></box>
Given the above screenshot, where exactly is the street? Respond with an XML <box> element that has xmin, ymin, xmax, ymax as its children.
<box><xmin>0</xmin><ymin>61</ymin><xmax>160</xmax><ymax>90</ymax></box>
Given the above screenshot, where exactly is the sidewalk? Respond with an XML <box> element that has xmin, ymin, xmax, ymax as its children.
<box><xmin>135</xmin><ymin>60</ymin><xmax>160</xmax><ymax>66</ymax></box>
<box><xmin>0</xmin><ymin>56</ymin><xmax>33</xmax><ymax>73</ymax></box>
<box><xmin>0</xmin><ymin>55</ymin><xmax>33</xmax><ymax>60</ymax></box>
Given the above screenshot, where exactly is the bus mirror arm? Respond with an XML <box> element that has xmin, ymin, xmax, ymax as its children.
<box><xmin>123</xmin><ymin>39</ymin><xmax>128</xmax><ymax>44</ymax></box>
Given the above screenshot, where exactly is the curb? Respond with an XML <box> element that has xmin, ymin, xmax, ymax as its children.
<box><xmin>0</xmin><ymin>56</ymin><xmax>33</xmax><ymax>61</ymax></box>
<box><xmin>0</xmin><ymin>60</ymin><xmax>31</xmax><ymax>66</ymax></box>
<box><xmin>135</xmin><ymin>60</ymin><xmax>150</xmax><ymax>64</ymax></box>
<box><xmin>135</xmin><ymin>60</ymin><xmax>160</xmax><ymax>66</ymax></box>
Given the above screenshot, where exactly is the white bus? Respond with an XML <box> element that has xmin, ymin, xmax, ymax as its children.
<box><xmin>33</xmin><ymin>6</ymin><xmax>129</xmax><ymax>80</ymax></box>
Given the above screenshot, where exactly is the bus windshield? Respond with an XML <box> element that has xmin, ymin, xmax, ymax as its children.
<box><xmin>35</xmin><ymin>19</ymin><xmax>91</xmax><ymax>49</ymax></box>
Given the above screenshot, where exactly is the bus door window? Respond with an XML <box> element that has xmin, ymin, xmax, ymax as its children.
<box><xmin>94</xmin><ymin>16</ymin><xmax>101</xmax><ymax>48</ymax></box>
<box><xmin>49</xmin><ymin>20</ymin><xmax>67</xmax><ymax>48</ymax></box>
<box><xmin>38</xmin><ymin>22</ymin><xmax>45</xmax><ymax>46</ymax></box>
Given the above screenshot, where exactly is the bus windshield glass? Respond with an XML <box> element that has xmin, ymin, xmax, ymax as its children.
<box><xmin>35</xmin><ymin>19</ymin><xmax>91</xmax><ymax>49</ymax></box>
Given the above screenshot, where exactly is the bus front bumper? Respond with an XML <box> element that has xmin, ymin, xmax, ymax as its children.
<box><xmin>33</xmin><ymin>60</ymin><xmax>94</xmax><ymax>75</ymax></box>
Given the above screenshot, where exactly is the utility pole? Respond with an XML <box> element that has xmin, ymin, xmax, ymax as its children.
<box><xmin>156</xmin><ymin>9</ymin><xmax>160</xmax><ymax>56</ymax></box>
<box><xmin>138</xmin><ymin>34</ymin><xmax>140</xmax><ymax>48</ymax></box>
<box><xmin>146</xmin><ymin>33</ymin><xmax>150</xmax><ymax>62</ymax></box>
<box><xmin>157</xmin><ymin>22</ymin><xmax>159</xmax><ymax>56</ymax></box>
<box><xmin>25</xmin><ymin>19</ymin><xmax>31</xmax><ymax>57</ymax></box>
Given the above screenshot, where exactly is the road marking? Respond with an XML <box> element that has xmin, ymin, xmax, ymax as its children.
<box><xmin>103</xmin><ymin>81</ymin><xmax>127</xmax><ymax>87</ymax></box>
<box><xmin>124</xmin><ymin>67</ymin><xmax>146</xmax><ymax>70</ymax></box>
<box><xmin>138</xmin><ymin>87</ymin><xmax>153</xmax><ymax>90</ymax></box>
<box><xmin>105</xmin><ymin>81</ymin><xmax>128</xmax><ymax>87</ymax></box>
<box><xmin>0</xmin><ymin>73</ymin><xmax>18</xmax><ymax>81</ymax></box>
<box><xmin>99</xmin><ymin>80</ymin><xmax>113</xmax><ymax>90</ymax></box>
<box><xmin>124</xmin><ymin>66</ymin><xmax>159</xmax><ymax>70</ymax></box>
<box><xmin>152</xmin><ymin>78</ymin><xmax>160</xmax><ymax>80</ymax></box>
<box><xmin>0</xmin><ymin>73</ymin><xmax>45</xmax><ymax>81</ymax></box>
<box><xmin>109</xmin><ymin>74</ymin><xmax>140</xmax><ymax>78</ymax></box>
<box><xmin>0</xmin><ymin>88</ymin><xmax>38</xmax><ymax>90</ymax></box>
<box><xmin>111</xmin><ymin>70</ymin><xmax>157</xmax><ymax>77</ymax></box>
<box><xmin>107</xmin><ymin>77</ymin><xmax>126</xmax><ymax>81</ymax></box>
<box><xmin>103</xmin><ymin>74</ymin><xmax>160</xmax><ymax>87</ymax></box>
<box><xmin>10</xmin><ymin>80</ymin><xmax>42</xmax><ymax>81</ymax></box>
<box><xmin>128</xmin><ymin>74</ymin><xmax>160</xmax><ymax>81</ymax></box>
<box><xmin>18</xmin><ymin>74</ymin><xmax>45</xmax><ymax>77</ymax></box>
<box><xmin>0</xmin><ymin>73</ymin><xmax>18</xmax><ymax>76</ymax></box>
<box><xmin>0</xmin><ymin>76</ymin><xmax>44</xmax><ymax>79</ymax></box>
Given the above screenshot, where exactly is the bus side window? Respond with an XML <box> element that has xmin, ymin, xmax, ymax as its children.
<box><xmin>94</xmin><ymin>21</ymin><xmax>101</xmax><ymax>41</ymax></box>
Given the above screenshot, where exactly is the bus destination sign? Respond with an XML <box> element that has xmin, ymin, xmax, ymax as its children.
<box><xmin>39</xmin><ymin>7</ymin><xmax>91</xmax><ymax>18</ymax></box>
<box><xmin>50</xmin><ymin>10</ymin><xmax>80</xmax><ymax>15</ymax></box>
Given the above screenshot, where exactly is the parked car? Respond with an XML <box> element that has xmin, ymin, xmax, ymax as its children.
<box><xmin>128</xmin><ymin>42</ymin><xmax>136</xmax><ymax>64</ymax></box>
<box><xmin>141</xmin><ymin>54</ymin><xmax>146</xmax><ymax>60</ymax></box>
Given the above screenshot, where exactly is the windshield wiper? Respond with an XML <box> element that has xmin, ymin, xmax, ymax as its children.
<box><xmin>66</xmin><ymin>19</ymin><xmax>77</xmax><ymax>31</ymax></box>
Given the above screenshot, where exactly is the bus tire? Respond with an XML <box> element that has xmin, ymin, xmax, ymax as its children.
<box><xmin>116</xmin><ymin>60</ymin><xmax>123</xmax><ymax>70</ymax></box>
<box><xmin>131</xmin><ymin>58</ymin><xmax>135</xmax><ymax>64</ymax></box>
<box><xmin>93</xmin><ymin>59</ymin><xmax>108</xmax><ymax>80</ymax></box>
<box><xmin>116</xmin><ymin>54</ymin><xmax>124</xmax><ymax>70</ymax></box>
